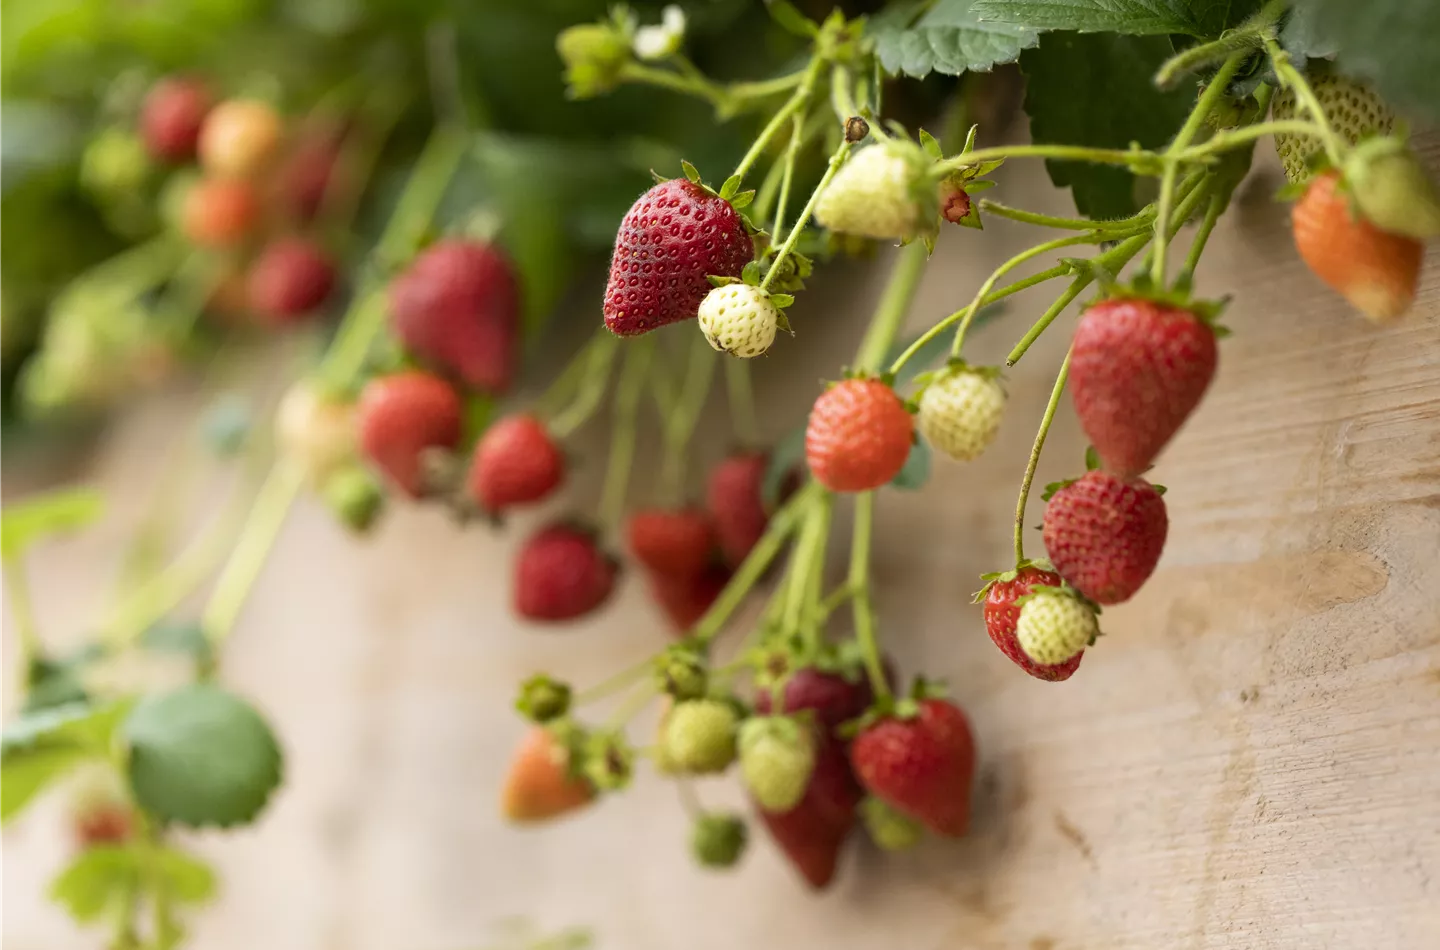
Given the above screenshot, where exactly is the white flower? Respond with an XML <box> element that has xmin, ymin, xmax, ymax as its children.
<box><xmin>633</xmin><ymin>5</ymin><xmax>686</xmax><ymax>60</ymax></box>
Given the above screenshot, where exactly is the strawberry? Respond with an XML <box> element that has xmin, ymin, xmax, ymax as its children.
<box><xmin>805</xmin><ymin>378</ymin><xmax>914</xmax><ymax>492</ymax></box>
<box><xmin>275</xmin><ymin>132</ymin><xmax>343</xmax><ymax>222</ymax></box>
<box><xmin>181</xmin><ymin>178</ymin><xmax>258</xmax><ymax>247</ymax></box>
<box><xmin>466</xmin><ymin>414</ymin><xmax>565</xmax><ymax>515</ymax></box>
<box><xmin>1272</xmin><ymin>71</ymin><xmax>1393</xmax><ymax>185</ymax></box>
<box><xmin>627</xmin><ymin>507</ymin><xmax>715</xmax><ymax>580</ymax></box>
<box><xmin>140</xmin><ymin>77</ymin><xmax>210</xmax><ymax>162</ymax></box>
<box><xmin>813</xmin><ymin>139</ymin><xmax>934</xmax><ymax>241</ymax></box>
<box><xmin>698</xmin><ymin>284</ymin><xmax>780</xmax><ymax>358</ymax></box>
<box><xmin>356</xmin><ymin>371</ymin><xmax>462</xmax><ymax>498</ymax></box>
<box><xmin>691</xmin><ymin>812</ymin><xmax>748</xmax><ymax>869</ymax></box>
<box><xmin>850</xmin><ymin>698</ymin><xmax>976</xmax><ymax>837</ymax></box>
<box><xmin>199</xmin><ymin>98</ymin><xmax>282</xmax><ymax>180</ymax></box>
<box><xmin>1070</xmin><ymin>297</ymin><xmax>1217</xmax><ymax>478</ymax></box>
<box><xmin>500</xmin><ymin>726</ymin><xmax>595</xmax><ymax>823</ymax></box>
<box><xmin>859</xmin><ymin>796</ymin><xmax>923</xmax><ymax>851</ymax></box>
<box><xmin>389</xmin><ymin>239</ymin><xmax>521</xmax><ymax>393</ymax></box>
<box><xmin>322</xmin><ymin>465</ymin><xmax>385</xmax><ymax>534</ymax></box>
<box><xmin>1015</xmin><ymin>586</ymin><xmax>1099</xmax><ymax>667</ymax></box>
<box><xmin>916</xmin><ymin>366</ymin><xmax>1006</xmax><ymax>462</ymax></box>
<box><xmin>739</xmin><ymin>716</ymin><xmax>816</xmax><ymax>812</ymax></box>
<box><xmin>660</xmin><ymin>698</ymin><xmax>738</xmax><ymax>774</ymax></box>
<box><xmin>274</xmin><ymin>380</ymin><xmax>355</xmax><ymax>486</ymax></box>
<box><xmin>1292</xmin><ymin>169</ymin><xmax>1423</xmax><ymax>324</ymax></box>
<box><xmin>246</xmin><ymin>238</ymin><xmax>336</xmax><ymax>323</ymax></box>
<box><xmin>706</xmin><ymin>451</ymin><xmax>782</xmax><ymax>568</ymax></box>
<box><xmin>980</xmin><ymin>564</ymin><xmax>1083</xmax><ymax>681</ymax></box>
<box><xmin>1042</xmin><ymin>471</ymin><xmax>1167</xmax><ymax>605</ymax></box>
<box><xmin>757</xmin><ymin>735</ymin><xmax>861</xmax><ymax>889</ymax></box>
<box><xmin>753</xmin><ymin>666</ymin><xmax>874</xmax><ymax>733</ymax></box>
<box><xmin>1343</xmin><ymin>138</ymin><xmax>1440</xmax><ymax>241</ymax></box>
<box><xmin>513</xmin><ymin>522</ymin><xmax>617</xmax><ymax>622</ymax></box>
<box><xmin>650</xmin><ymin>563</ymin><xmax>731</xmax><ymax>632</ymax></box>
<box><xmin>74</xmin><ymin>802</ymin><xmax>134</xmax><ymax>848</ymax></box>
<box><xmin>603</xmin><ymin>178</ymin><xmax>753</xmax><ymax>336</ymax></box>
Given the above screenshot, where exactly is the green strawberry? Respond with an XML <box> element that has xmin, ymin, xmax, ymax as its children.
<box><xmin>1342</xmin><ymin>137</ymin><xmax>1440</xmax><ymax>240</ymax></box>
<box><xmin>691</xmin><ymin>812</ymin><xmax>748</xmax><ymax>868</ymax></box>
<box><xmin>860</xmin><ymin>796</ymin><xmax>923</xmax><ymax>851</ymax></box>
<box><xmin>661</xmin><ymin>699</ymin><xmax>738</xmax><ymax>774</ymax></box>
<box><xmin>1015</xmin><ymin>586</ymin><xmax>1099</xmax><ymax>667</ymax></box>
<box><xmin>916</xmin><ymin>365</ymin><xmax>1006</xmax><ymax>462</ymax></box>
<box><xmin>738</xmin><ymin>715</ymin><xmax>815</xmax><ymax>812</ymax></box>
<box><xmin>1272</xmin><ymin>70</ymin><xmax>1393</xmax><ymax>184</ymax></box>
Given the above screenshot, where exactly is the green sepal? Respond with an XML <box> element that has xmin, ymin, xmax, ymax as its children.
<box><xmin>649</xmin><ymin>168</ymin><xmax>668</xmax><ymax>185</ymax></box>
<box><xmin>1084</xmin><ymin>445</ymin><xmax>1101</xmax><ymax>471</ymax></box>
<box><xmin>918</xmin><ymin>128</ymin><xmax>943</xmax><ymax>160</ymax></box>
<box><xmin>770</xmin><ymin>293</ymin><xmax>795</xmax><ymax>309</ymax></box>
<box><xmin>581</xmin><ymin>730</ymin><xmax>634</xmax><ymax>792</ymax></box>
<box><xmin>707</xmin><ymin>274</ymin><xmax>741</xmax><ymax>288</ymax></box>
<box><xmin>1153</xmin><ymin>483</ymin><xmax>1167</xmax><ymax>496</ymax></box>
<box><xmin>728</xmin><ymin>189</ymin><xmax>756</xmax><ymax>210</ymax></box>
<box><xmin>964</xmin><ymin>179</ymin><xmax>997</xmax><ymax>194</ymax></box>
<box><xmin>961</xmin><ymin>124</ymin><xmax>979</xmax><ymax>155</ymax></box>
<box><xmin>515</xmin><ymin>673</ymin><xmax>573</xmax><ymax>723</ymax></box>
<box><xmin>1040</xmin><ymin>477</ymin><xmax>1076</xmax><ymax>502</ymax></box>
<box><xmin>970</xmin><ymin>558</ymin><xmax>1056</xmax><ymax>603</ymax></box>
<box><xmin>740</xmin><ymin>260</ymin><xmax>763</xmax><ymax>286</ymax></box>
<box><xmin>1091</xmin><ymin>284</ymin><xmax>1232</xmax><ymax>334</ymax></box>
<box><xmin>1013</xmin><ymin>583</ymin><xmax>1102</xmax><ymax>616</ymax></box>
<box><xmin>681</xmin><ymin>160</ymin><xmax>702</xmax><ymax>184</ymax></box>
<box><xmin>719</xmin><ymin>174</ymin><xmax>741</xmax><ymax>200</ymax></box>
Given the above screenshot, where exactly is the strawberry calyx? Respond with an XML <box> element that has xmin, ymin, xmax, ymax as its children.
<box><xmin>970</xmin><ymin>557</ymin><xmax>1056</xmax><ymax>603</ymax></box>
<box><xmin>581</xmin><ymin>729</ymin><xmax>635</xmax><ymax>792</ymax></box>
<box><xmin>838</xmin><ymin>676</ymin><xmax>943</xmax><ymax>737</ymax></box>
<box><xmin>655</xmin><ymin>642</ymin><xmax>710</xmax><ymax>700</ymax></box>
<box><xmin>516</xmin><ymin>673</ymin><xmax>573</xmax><ymax>722</ymax></box>
<box><xmin>1087</xmin><ymin>286</ymin><xmax>1232</xmax><ymax>337</ymax></box>
<box><xmin>544</xmin><ymin>718</ymin><xmax>595</xmax><ymax>785</ymax></box>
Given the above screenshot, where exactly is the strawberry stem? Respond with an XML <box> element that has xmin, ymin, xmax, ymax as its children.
<box><xmin>1260</xmin><ymin>35</ymin><xmax>1348</xmax><ymax>170</ymax></box>
<box><xmin>723</xmin><ymin>358</ymin><xmax>760</xmax><ymax>448</ymax></box>
<box><xmin>761</xmin><ymin>137</ymin><xmax>855</xmax><ymax>292</ymax></box>
<box><xmin>733</xmin><ymin>56</ymin><xmax>826</xmax><ymax>184</ymax></box>
<box><xmin>536</xmin><ymin>329</ymin><xmax>611</xmax><ymax>420</ymax></box>
<box><xmin>549</xmin><ymin>334</ymin><xmax>621</xmax><ymax>439</ymax></box>
<box><xmin>848</xmin><ymin>492</ymin><xmax>890</xmax><ymax>702</ymax></box>
<box><xmin>2</xmin><ymin>556</ymin><xmax>42</xmax><ymax>673</ymax></box>
<box><xmin>575</xmin><ymin>656</ymin><xmax>653</xmax><ymax>706</ymax></box>
<box><xmin>977</xmin><ymin>199</ymin><xmax>1155</xmax><ymax>233</ymax></box>
<box><xmin>659</xmin><ymin>333</ymin><xmax>718</xmax><ymax>504</ymax></box>
<box><xmin>1176</xmin><ymin>190</ymin><xmax>1230</xmax><ymax>287</ymax></box>
<box><xmin>1013</xmin><ymin>350</ymin><xmax>1071</xmax><ymax>567</ymax></box>
<box><xmin>599</xmin><ymin>337</ymin><xmax>655</xmax><ymax>529</ymax></box>
<box><xmin>855</xmin><ymin>241</ymin><xmax>930</xmax><ymax>373</ymax></box>
<box><xmin>783</xmin><ymin>493</ymin><xmax>832</xmax><ymax>646</ymax></box>
<box><xmin>1174</xmin><ymin>119</ymin><xmax>1327</xmax><ymax>161</ymax></box>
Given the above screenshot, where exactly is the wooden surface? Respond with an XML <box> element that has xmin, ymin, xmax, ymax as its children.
<box><xmin>4</xmin><ymin>142</ymin><xmax>1439</xmax><ymax>950</ymax></box>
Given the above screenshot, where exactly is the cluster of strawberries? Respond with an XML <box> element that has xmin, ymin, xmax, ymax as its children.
<box><xmin>140</xmin><ymin>77</ymin><xmax>340</xmax><ymax>325</ymax></box>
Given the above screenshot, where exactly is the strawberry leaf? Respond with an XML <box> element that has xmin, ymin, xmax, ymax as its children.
<box><xmin>971</xmin><ymin>0</ymin><xmax>1243</xmax><ymax>37</ymax></box>
<box><xmin>1</xmin><ymin>488</ymin><xmax>104</xmax><ymax>560</ymax></box>
<box><xmin>765</xmin><ymin>0</ymin><xmax>820</xmax><ymax>37</ymax></box>
<box><xmin>873</xmin><ymin>0</ymin><xmax>1041</xmax><ymax>79</ymax></box>
<box><xmin>1287</xmin><ymin>0</ymin><xmax>1440</xmax><ymax>121</ymax></box>
<box><xmin>2</xmin><ymin>700</ymin><xmax>131</xmax><ymax>823</ymax></box>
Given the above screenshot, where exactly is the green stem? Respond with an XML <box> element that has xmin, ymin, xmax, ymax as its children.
<box><xmin>605</xmin><ymin>682</ymin><xmax>657</xmax><ymax>730</ymax></box>
<box><xmin>770</xmin><ymin>109</ymin><xmax>806</xmax><ymax>239</ymax></box>
<box><xmin>1175</xmin><ymin>119</ymin><xmax>1325</xmax><ymax>160</ymax></box>
<box><xmin>549</xmin><ymin>334</ymin><xmax>621</xmax><ymax>438</ymax></box>
<box><xmin>848</xmin><ymin>492</ymin><xmax>889</xmax><ymax>701</ymax></box>
<box><xmin>939</xmin><ymin>143</ymin><xmax>1159</xmax><ymax>172</ymax></box>
<box><xmin>801</xmin><ymin>495</ymin><xmax>831</xmax><ymax>648</ymax></box>
<box><xmin>536</xmin><ymin>330</ymin><xmax>607</xmax><ymax>419</ymax></box>
<box><xmin>855</xmin><ymin>242</ymin><xmax>930</xmax><ymax>373</ymax></box>
<box><xmin>1014</xmin><ymin>351</ymin><xmax>1071</xmax><ymax>566</ymax></box>
<box><xmin>691</xmin><ymin>482</ymin><xmax>821</xmax><ymax>644</ymax></box>
<box><xmin>1153</xmin><ymin>0</ymin><xmax>1284</xmax><ymax>89</ymax></box>
<box><xmin>733</xmin><ymin>57</ymin><xmax>825</xmax><ymax>182</ymax></box>
<box><xmin>1177</xmin><ymin>190</ymin><xmax>1228</xmax><ymax>286</ymax></box>
<box><xmin>619</xmin><ymin>63</ymin><xmax>727</xmax><ymax>109</ymax></box>
<box><xmin>761</xmin><ymin>137</ymin><xmax>853</xmax><ymax>290</ymax></box>
<box><xmin>724</xmin><ymin>358</ymin><xmax>760</xmax><ymax>447</ymax></box>
<box><xmin>575</xmin><ymin>656</ymin><xmax>653</xmax><ymax>705</ymax></box>
<box><xmin>1152</xmin><ymin>51</ymin><xmax>1247</xmax><ymax>286</ymax></box>
<box><xmin>783</xmin><ymin>495</ymin><xmax>830</xmax><ymax>640</ymax></box>
<box><xmin>750</xmin><ymin>150</ymin><xmax>789</xmax><ymax>227</ymax></box>
<box><xmin>659</xmin><ymin>334</ymin><xmax>717</xmax><ymax>504</ymax></box>
<box><xmin>1262</xmin><ymin>35</ymin><xmax>1347</xmax><ymax>168</ymax></box>
<box><xmin>598</xmin><ymin>338</ymin><xmax>654</xmax><ymax>529</ymax></box>
<box><xmin>729</xmin><ymin>70</ymin><xmax>809</xmax><ymax>102</ymax></box>
<box><xmin>816</xmin><ymin>583</ymin><xmax>853</xmax><ymax>620</ymax></box>
<box><xmin>978</xmin><ymin>199</ymin><xmax>1153</xmax><ymax>232</ymax></box>
<box><xmin>3</xmin><ymin>557</ymin><xmax>42</xmax><ymax>669</ymax></box>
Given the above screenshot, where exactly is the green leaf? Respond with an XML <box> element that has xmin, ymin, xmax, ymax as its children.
<box><xmin>890</xmin><ymin>438</ymin><xmax>932</xmax><ymax>491</ymax></box>
<box><xmin>1</xmin><ymin>487</ymin><xmax>104</xmax><ymax>559</ymax></box>
<box><xmin>1287</xmin><ymin>0</ymin><xmax>1440</xmax><ymax>121</ymax></box>
<box><xmin>140</xmin><ymin>622</ymin><xmax>212</xmax><ymax>662</ymax></box>
<box><xmin>49</xmin><ymin>847</ymin><xmax>138</xmax><ymax>922</ymax></box>
<box><xmin>762</xmin><ymin>425</ymin><xmax>807</xmax><ymax>508</ymax></box>
<box><xmin>970</xmin><ymin>0</ymin><xmax>1231</xmax><ymax>37</ymax></box>
<box><xmin>1020</xmin><ymin>32</ymin><xmax>1194</xmax><ymax>218</ymax></box>
<box><xmin>875</xmin><ymin>0</ymin><xmax>1040</xmax><ymax>79</ymax></box>
<box><xmin>765</xmin><ymin>0</ymin><xmax>819</xmax><ymax>37</ymax></box>
<box><xmin>154</xmin><ymin>846</ymin><xmax>217</xmax><ymax>905</ymax></box>
<box><xmin>123</xmin><ymin>684</ymin><xmax>282</xmax><ymax>829</ymax></box>
<box><xmin>3</xmin><ymin>700</ymin><xmax>132</xmax><ymax>822</ymax></box>
<box><xmin>918</xmin><ymin>128</ymin><xmax>943</xmax><ymax>159</ymax></box>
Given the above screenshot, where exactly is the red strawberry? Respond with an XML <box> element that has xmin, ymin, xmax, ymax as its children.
<box><xmin>356</xmin><ymin>371</ymin><xmax>462</xmax><ymax>497</ymax></box>
<box><xmin>514</xmin><ymin>522</ymin><xmax>618</xmax><ymax>622</ymax></box>
<box><xmin>805</xmin><ymin>378</ymin><xmax>914</xmax><ymax>493</ymax></box>
<box><xmin>650</xmin><ymin>563</ymin><xmax>731</xmax><ymax>632</ymax></box>
<box><xmin>981</xmin><ymin>564</ymin><xmax>1083</xmax><ymax>681</ymax></box>
<box><xmin>1292</xmin><ymin>168</ymin><xmax>1423</xmax><ymax>323</ymax></box>
<box><xmin>754</xmin><ymin>667</ymin><xmax>874</xmax><ymax>734</ymax></box>
<box><xmin>275</xmin><ymin>132</ymin><xmax>343</xmax><ymax>222</ymax></box>
<box><xmin>626</xmin><ymin>507</ymin><xmax>715</xmax><ymax>579</ymax></box>
<box><xmin>390</xmin><ymin>239</ymin><xmax>521</xmax><ymax>393</ymax></box>
<box><xmin>140</xmin><ymin>77</ymin><xmax>210</xmax><ymax>162</ymax></box>
<box><xmin>467</xmin><ymin>414</ymin><xmax>565</xmax><ymax>515</ymax></box>
<box><xmin>1070</xmin><ymin>297</ymin><xmax>1218</xmax><ymax>479</ymax></box>
<box><xmin>706</xmin><ymin>451</ymin><xmax>799</xmax><ymax>568</ymax></box>
<box><xmin>74</xmin><ymin>802</ymin><xmax>134</xmax><ymax>848</ymax></box>
<box><xmin>850</xmin><ymin>698</ymin><xmax>976</xmax><ymax>837</ymax></box>
<box><xmin>246</xmin><ymin>237</ymin><xmax>336</xmax><ymax>322</ymax></box>
<box><xmin>1042</xmin><ymin>471</ymin><xmax>1167</xmax><ymax>605</ymax></box>
<box><xmin>756</xmin><ymin>735</ymin><xmax>862</xmax><ymax>889</ymax></box>
<box><xmin>603</xmin><ymin>178</ymin><xmax>753</xmax><ymax>336</ymax></box>
<box><xmin>181</xmin><ymin>178</ymin><xmax>259</xmax><ymax>248</ymax></box>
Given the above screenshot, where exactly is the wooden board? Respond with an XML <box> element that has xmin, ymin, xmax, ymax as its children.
<box><xmin>4</xmin><ymin>143</ymin><xmax>1439</xmax><ymax>950</ymax></box>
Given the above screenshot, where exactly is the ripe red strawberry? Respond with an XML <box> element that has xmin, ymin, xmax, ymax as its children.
<box><xmin>756</xmin><ymin>734</ymin><xmax>861</xmax><ymax>889</ymax></box>
<box><xmin>980</xmin><ymin>564</ymin><xmax>1084</xmax><ymax>681</ymax></box>
<box><xmin>754</xmin><ymin>667</ymin><xmax>874</xmax><ymax>734</ymax></box>
<box><xmin>246</xmin><ymin>238</ymin><xmax>336</xmax><ymax>322</ymax></box>
<box><xmin>626</xmin><ymin>506</ymin><xmax>715</xmax><ymax>579</ymax></box>
<box><xmin>708</xmin><ymin>450</ymin><xmax>801</xmax><ymax>568</ymax></box>
<box><xmin>500</xmin><ymin>726</ymin><xmax>595</xmax><ymax>823</ymax></box>
<box><xmin>1070</xmin><ymin>297</ymin><xmax>1217</xmax><ymax>479</ymax></box>
<box><xmin>603</xmin><ymin>178</ymin><xmax>752</xmax><ymax>336</ymax></box>
<box><xmin>467</xmin><ymin>414</ymin><xmax>565</xmax><ymax>515</ymax></box>
<box><xmin>850</xmin><ymin>698</ymin><xmax>976</xmax><ymax>837</ymax></box>
<box><xmin>514</xmin><ymin>522</ymin><xmax>618</xmax><ymax>622</ymax></box>
<box><xmin>1042</xmin><ymin>471</ymin><xmax>1167</xmax><ymax>605</ymax></box>
<box><xmin>140</xmin><ymin>77</ymin><xmax>210</xmax><ymax>162</ymax></box>
<box><xmin>356</xmin><ymin>371</ymin><xmax>462</xmax><ymax>497</ymax></box>
<box><xmin>1292</xmin><ymin>169</ymin><xmax>1423</xmax><ymax>323</ymax></box>
<box><xmin>805</xmin><ymin>378</ymin><xmax>914</xmax><ymax>492</ymax></box>
<box><xmin>181</xmin><ymin>178</ymin><xmax>258</xmax><ymax>247</ymax></box>
<box><xmin>390</xmin><ymin>239</ymin><xmax>520</xmax><ymax>393</ymax></box>
<box><xmin>275</xmin><ymin>132</ymin><xmax>343</xmax><ymax>222</ymax></box>
<box><xmin>650</xmin><ymin>563</ymin><xmax>730</xmax><ymax>632</ymax></box>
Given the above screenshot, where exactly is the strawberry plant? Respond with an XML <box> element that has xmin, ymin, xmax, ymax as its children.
<box><xmin>4</xmin><ymin>0</ymin><xmax>1440</xmax><ymax>939</ymax></box>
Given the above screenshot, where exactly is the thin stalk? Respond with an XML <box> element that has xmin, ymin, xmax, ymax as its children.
<box><xmin>848</xmin><ymin>493</ymin><xmax>889</xmax><ymax>701</ymax></box>
<box><xmin>1175</xmin><ymin>119</ymin><xmax>1325</xmax><ymax>159</ymax></box>
<box><xmin>3</xmin><ymin>559</ymin><xmax>42</xmax><ymax>668</ymax></box>
<box><xmin>783</xmin><ymin>496</ymin><xmax>830</xmax><ymax>638</ymax></box>
<box><xmin>659</xmin><ymin>334</ymin><xmax>718</xmax><ymax>504</ymax></box>
<box><xmin>733</xmin><ymin>57</ymin><xmax>825</xmax><ymax>182</ymax></box>
<box><xmin>761</xmin><ymin>137</ymin><xmax>854</xmax><ymax>290</ymax></box>
<box><xmin>598</xmin><ymin>338</ymin><xmax>655</xmax><ymax>529</ymax></box>
<box><xmin>605</xmin><ymin>681</ymin><xmax>657</xmax><ymax>730</ymax></box>
<box><xmin>536</xmin><ymin>330</ymin><xmax>606</xmax><ymax>419</ymax></box>
<box><xmin>978</xmin><ymin>200</ymin><xmax>1153</xmax><ymax>232</ymax></box>
<box><xmin>801</xmin><ymin>495</ymin><xmax>832</xmax><ymax>648</ymax></box>
<box><xmin>770</xmin><ymin>108</ymin><xmax>806</xmax><ymax>239</ymax></box>
<box><xmin>939</xmin><ymin>143</ymin><xmax>1161</xmax><ymax>172</ymax></box>
<box><xmin>1013</xmin><ymin>352</ymin><xmax>1071</xmax><ymax>565</ymax></box>
<box><xmin>1177</xmin><ymin>190</ymin><xmax>1228</xmax><ymax>286</ymax></box>
<box><xmin>855</xmin><ymin>242</ymin><xmax>930</xmax><ymax>372</ymax></box>
<box><xmin>724</xmin><ymin>358</ymin><xmax>760</xmax><ymax>448</ymax></box>
<box><xmin>549</xmin><ymin>333</ymin><xmax>621</xmax><ymax>438</ymax></box>
<box><xmin>575</xmin><ymin>657</ymin><xmax>654</xmax><ymax>705</ymax></box>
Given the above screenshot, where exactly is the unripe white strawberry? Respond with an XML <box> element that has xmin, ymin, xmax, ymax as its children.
<box><xmin>737</xmin><ymin>715</ymin><xmax>814</xmax><ymax>812</ymax></box>
<box><xmin>697</xmin><ymin>284</ymin><xmax>779</xmax><ymax>358</ymax></box>
<box><xmin>1015</xmin><ymin>587</ymin><xmax>1098</xmax><ymax>666</ymax></box>
<box><xmin>917</xmin><ymin>366</ymin><xmax>1006</xmax><ymax>462</ymax></box>
<box><xmin>275</xmin><ymin>380</ymin><xmax>356</xmax><ymax>486</ymax></box>
<box><xmin>1272</xmin><ymin>72</ymin><xmax>1393</xmax><ymax>184</ymax></box>
<box><xmin>814</xmin><ymin>140</ymin><xmax>934</xmax><ymax>241</ymax></box>
<box><xmin>661</xmin><ymin>699</ymin><xmax>738</xmax><ymax>774</ymax></box>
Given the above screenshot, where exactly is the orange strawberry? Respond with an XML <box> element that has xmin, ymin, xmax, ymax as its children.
<box><xmin>500</xmin><ymin>726</ymin><xmax>595</xmax><ymax>823</ymax></box>
<box><xmin>1292</xmin><ymin>169</ymin><xmax>1423</xmax><ymax>323</ymax></box>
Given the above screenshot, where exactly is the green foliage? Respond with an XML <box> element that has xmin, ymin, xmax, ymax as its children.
<box><xmin>1287</xmin><ymin>0</ymin><xmax>1440</xmax><ymax>121</ymax></box>
<box><xmin>1</xmin><ymin>486</ymin><xmax>104</xmax><ymax>559</ymax></box>
<box><xmin>1</xmin><ymin>699</ymin><xmax>131</xmax><ymax>821</ymax></box>
<box><xmin>123</xmin><ymin>684</ymin><xmax>282</xmax><ymax>828</ymax></box>
<box><xmin>874</xmin><ymin>0</ymin><xmax>1041</xmax><ymax>78</ymax></box>
<box><xmin>1020</xmin><ymin>32</ymin><xmax>1193</xmax><ymax>218</ymax></box>
<box><xmin>50</xmin><ymin>843</ymin><xmax>216</xmax><ymax>923</ymax></box>
<box><xmin>889</xmin><ymin>438</ymin><xmax>932</xmax><ymax>490</ymax></box>
<box><xmin>970</xmin><ymin>0</ymin><xmax>1253</xmax><ymax>36</ymax></box>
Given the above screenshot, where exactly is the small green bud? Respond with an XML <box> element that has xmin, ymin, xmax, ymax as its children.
<box><xmin>654</xmin><ymin>645</ymin><xmax>707</xmax><ymax>700</ymax></box>
<box><xmin>556</xmin><ymin>23</ymin><xmax>632</xmax><ymax>99</ymax></box>
<box><xmin>515</xmin><ymin>673</ymin><xmax>572</xmax><ymax>723</ymax></box>
<box><xmin>860</xmin><ymin>796</ymin><xmax>923</xmax><ymax>851</ymax></box>
<box><xmin>581</xmin><ymin>731</ymin><xmax>633</xmax><ymax>792</ymax></box>
<box><xmin>1344</xmin><ymin>137</ymin><xmax>1440</xmax><ymax>240</ymax></box>
<box><xmin>690</xmin><ymin>812</ymin><xmax>747</xmax><ymax>868</ymax></box>
<box><xmin>322</xmin><ymin>465</ymin><xmax>385</xmax><ymax>534</ymax></box>
<box><xmin>80</xmin><ymin>128</ymin><xmax>152</xmax><ymax>197</ymax></box>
